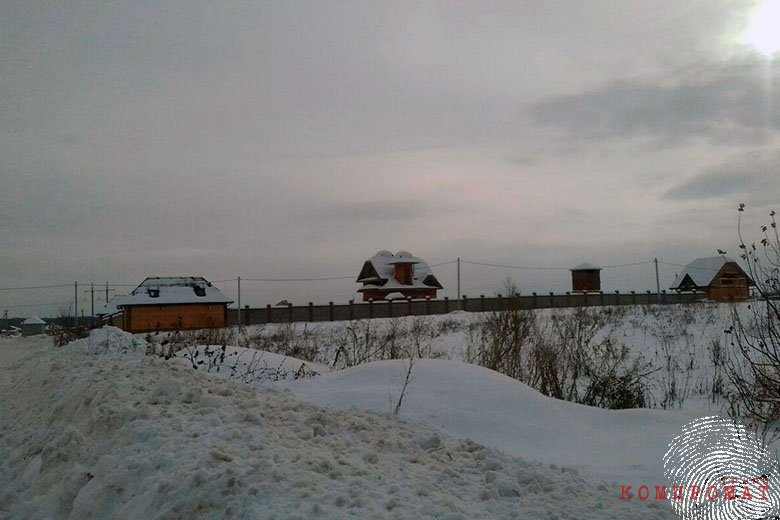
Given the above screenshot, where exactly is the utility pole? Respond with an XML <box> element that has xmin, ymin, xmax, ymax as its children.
<box><xmin>74</xmin><ymin>282</ymin><xmax>78</xmax><ymax>329</ymax></box>
<box><xmin>457</xmin><ymin>257</ymin><xmax>461</xmax><ymax>309</ymax></box>
<box><xmin>654</xmin><ymin>258</ymin><xmax>661</xmax><ymax>303</ymax></box>
<box><xmin>90</xmin><ymin>283</ymin><xmax>95</xmax><ymax>328</ymax></box>
<box><xmin>237</xmin><ymin>276</ymin><xmax>242</xmax><ymax>329</ymax></box>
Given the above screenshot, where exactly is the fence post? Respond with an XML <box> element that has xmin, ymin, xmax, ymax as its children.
<box><xmin>532</xmin><ymin>292</ymin><xmax>538</xmax><ymax>309</ymax></box>
<box><xmin>329</xmin><ymin>301</ymin><xmax>334</xmax><ymax>321</ymax></box>
<box><xmin>288</xmin><ymin>303</ymin><xmax>293</xmax><ymax>322</ymax></box>
<box><xmin>661</xmin><ymin>290</ymin><xmax>667</xmax><ymax>304</ymax></box>
<box><xmin>599</xmin><ymin>291</ymin><xmax>604</xmax><ymax>306</ymax></box>
<box><xmin>615</xmin><ymin>290</ymin><xmax>620</xmax><ymax>306</ymax></box>
<box><xmin>631</xmin><ymin>290</ymin><xmax>636</xmax><ymax>305</ymax></box>
<box><xmin>462</xmin><ymin>295</ymin><xmax>468</xmax><ymax>312</ymax></box>
<box><xmin>566</xmin><ymin>291</ymin><xmax>571</xmax><ymax>307</ymax></box>
<box><xmin>407</xmin><ymin>297</ymin><xmax>413</xmax><ymax>316</ymax></box>
<box><xmin>444</xmin><ymin>297</ymin><xmax>449</xmax><ymax>313</ymax></box>
<box><xmin>549</xmin><ymin>292</ymin><xmax>554</xmax><ymax>308</ymax></box>
<box><xmin>266</xmin><ymin>304</ymin><xmax>272</xmax><ymax>323</ymax></box>
<box><xmin>480</xmin><ymin>295</ymin><xmax>485</xmax><ymax>312</ymax></box>
<box><xmin>349</xmin><ymin>299</ymin><xmax>354</xmax><ymax>320</ymax></box>
<box><xmin>388</xmin><ymin>299</ymin><xmax>394</xmax><ymax>318</ymax></box>
<box><xmin>244</xmin><ymin>305</ymin><xmax>250</xmax><ymax>326</ymax></box>
<box><xmin>425</xmin><ymin>296</ymin><xmax>431</xmax><ymax>315</ymax></box>
<box><xmin>368</xmin><ymin>299</ymin><xmax>374</xmax><ymax>318</ymax></box>
<box><xmin>308</xmin><ymin>302</ymin><xmax>314</xmax><ymax>322</ymax></box>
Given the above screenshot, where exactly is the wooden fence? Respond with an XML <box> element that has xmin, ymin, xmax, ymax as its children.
<box><xmin>226</xmin><ymin>290</ymin><xmax>707</xmax><ymax>326</ymax></box>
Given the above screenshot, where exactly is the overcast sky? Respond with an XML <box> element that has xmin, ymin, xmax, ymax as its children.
<box><xmin>2</xmin><ymin>0</ymin><xmax>779</xmax><ymax>316</ymax></box>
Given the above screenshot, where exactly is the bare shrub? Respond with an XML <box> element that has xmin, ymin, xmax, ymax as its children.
<box><xmin>469</xmin><ymin>305</ymin><xmax>652</xmax><ymax>410</ymax></box>
<box><xmin>724</xmin><ymin>205</ymin><xmax>780</xmax><ymax>441</ymax></box>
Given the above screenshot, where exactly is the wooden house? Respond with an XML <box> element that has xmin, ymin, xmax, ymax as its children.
<box><xmin>114</xmin><ymin>277</ymin><xmax>233</xmax><ymax>332</ymax></box>
<box><xmin>571</xmin><ymin>263</ymin><xmax>602</xmax><ymax>293</ymax></box>
<box><xmin>670</xmin><ymin>256</ymin><xmax>753</xmax><ymax>302</ymax></box>
<box><xmin>356</xmin><ymin>250</ymin><xmax>443</xmax><ymax>301</ymax></box>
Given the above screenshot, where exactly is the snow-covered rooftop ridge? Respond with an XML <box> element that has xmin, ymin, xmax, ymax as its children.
<box><xmin>571</xmin><ymin>262</ymin><xmax>601</xmax><ymax>271</ymax></box>
<box><xmin>671</xmin><ymin>256</ymin><xmax>736</xmax><ymax>287</ymax></box>
<box><xmin>22</xmin><ymin>316</ymin><xmax>45</xmax><ymax>325</ymax></box>
<box><xmin>357</xmin><ymin>251</ymin><xmax>442</xmax><ymax>290</ymax></box>
<box><xmin>114</xmin><ymin>276</ymin><xmax>233</xmax><ymax>307</ymax></box>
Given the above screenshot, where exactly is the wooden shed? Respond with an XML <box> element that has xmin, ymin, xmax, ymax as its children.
<box><xmin>21</xmin><ymin>316</ymin><xmax>46</xmax><ymax>337</ymax></box>
<box><xmin>114</xmin><ymin>277</ymin><xmax>233</xmax><ymax>333</ymax></box>
<box><xmin>671</xmin><ymin>256</ymin><xmax>753</xmax><ymax>302</ymax></box>
<box><xmin>570</xmin><ymin>263</ymin><xmax>602</xmax><ymax>293</ymax></box>
<box><xmin>356</xmin><ymin>250</ymin><xmax>443</xmax><ymax>302</ymax></box>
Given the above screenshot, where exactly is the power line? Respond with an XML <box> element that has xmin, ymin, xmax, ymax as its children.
<box><xmin>0</xmin><ymin>283</ymin><xmax>73</xmax><ymax>291</ymax></box>
<box><xmin>0</xmin><ymin>301</ymin><xmax>70</xmax><ymax>309</ymax></box>
<box><xmin>461</xmin><ymin>259</ymin><xmax>653</xmax><ymax>271</ymax></box>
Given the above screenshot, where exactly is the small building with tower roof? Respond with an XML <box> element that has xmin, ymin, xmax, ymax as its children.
<box><xmin>356</xmin><ymin>250</ymin><xmax>443</xmax><ymax>301</ymax></box>
<box><xmin>570</xmin><ymin>263</ymin><xmax>602</xmax><ymax>293</ymax></box>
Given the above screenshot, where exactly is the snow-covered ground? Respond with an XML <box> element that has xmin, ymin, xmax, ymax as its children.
<box><xmin>0</xmin><ymin>336</ymin><xmax>675</xmax><ymax>519</ymax></box>
<box><xmin>284</xmin><ymin>358</ymin><xmax>696</xmax><ymax>486</ymax></box>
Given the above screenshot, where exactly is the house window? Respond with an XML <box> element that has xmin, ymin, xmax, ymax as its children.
<box><xmin>193</xmin><ymin>286</ymin><xmax>206</xmax><ymax>297</ymax></box>
<box><xmin>148</xmin><ymin>289</ymin><xmax>160</xmax><ymax>298</ymax></box>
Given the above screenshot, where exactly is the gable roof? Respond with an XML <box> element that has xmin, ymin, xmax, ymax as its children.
<box><xmin>22</xmin><ymin>316</ymin><xmax>46</xmax><ymax>325</ymax></box>
<box><xmin>671</xmin><ymin>256</ymin><xmax>745</xmax><ymax>288</ymax></box>
<box><xmin>114</xmin><ymin>276</ymin><xmax>233</xmax><ymax>307</ymax></box>
<box><xmin>356</xmin><ymin>250</ymin><xmax>443</xmax><ymax>292</ymax></box>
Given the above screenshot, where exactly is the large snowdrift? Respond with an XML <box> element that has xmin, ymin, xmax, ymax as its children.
<box><xmin>0</xmin><ymin>338</ymin><xmax>674</xmax><ymax>519</ymax></box>
<box><xmin>286</xmin><ymin>358</ymin><xmax>699</xmax><ymax>485</ymax></box>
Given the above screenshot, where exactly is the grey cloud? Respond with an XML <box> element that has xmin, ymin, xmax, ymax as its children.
<box><xmin>530</xmin><ymin>62</ymin><xmax>780</xmax><ymax>146</ymax></box>
<box><xmin>311</xmin><ymin>200</ymin><xmax>431</xmax><ymax>222</ymax></box>
<box><xmin>664</xmin><ymin>150</ymin><xmax>780</xmax><ymax>201</ymax></box>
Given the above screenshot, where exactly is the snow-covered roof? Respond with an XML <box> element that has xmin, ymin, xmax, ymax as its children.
<box><xmin>571</xmin><ymin>262</ymin><xmax>601</xmax><ymax>271</ymax></box>
<box><xmin>22</xmin><ymin>316</ymin><xmax>46</xmax><ymax>325</ymax></box>
<box><xmin>95</xmin><ymin>297</ymin><xmax>121</xmax><ymax>316</ymax></box>
<box><xmin>356</xmin><ymin>251</ymin><xmax>443</xmax><ymax>291</ymax></box>
<box><xmin>114</xmin><ymin>277</ymin><xmax>233</xmax><ymax>307</ymax></box>
<box><xmin>384</xmin><ymin>292</ymin><xmax>408</xmax><ymax>300</ymax></box>
<box><xmin>671</xmin><ymin>256</ymin><xmax>738</xmax><ymax>288</ymax></box>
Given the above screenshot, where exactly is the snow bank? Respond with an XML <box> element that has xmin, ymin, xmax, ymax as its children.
<box><xmin>286</xmin><ymin>358</ymin><xmax>700</xmax><ymax>486</ymax></box>
<box><xmin>174</xmin><ymin>345</ymin><xmax>330</xmax><ymax>384</ymax></box>
<box><xmin>65</xmin><ymin>326</ymin><xmax>149</xmax><ymax>356</ymax></box>
<box><xmin>0</xmin><ymin>339</ymin><xmax>674</xmax><ymax>519</ymax></box>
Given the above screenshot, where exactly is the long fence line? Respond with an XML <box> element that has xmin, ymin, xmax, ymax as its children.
<box><xmin>226</xmin><ymin>290</ymin><xmax>707</xmax><ymax>326</ymax></box>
